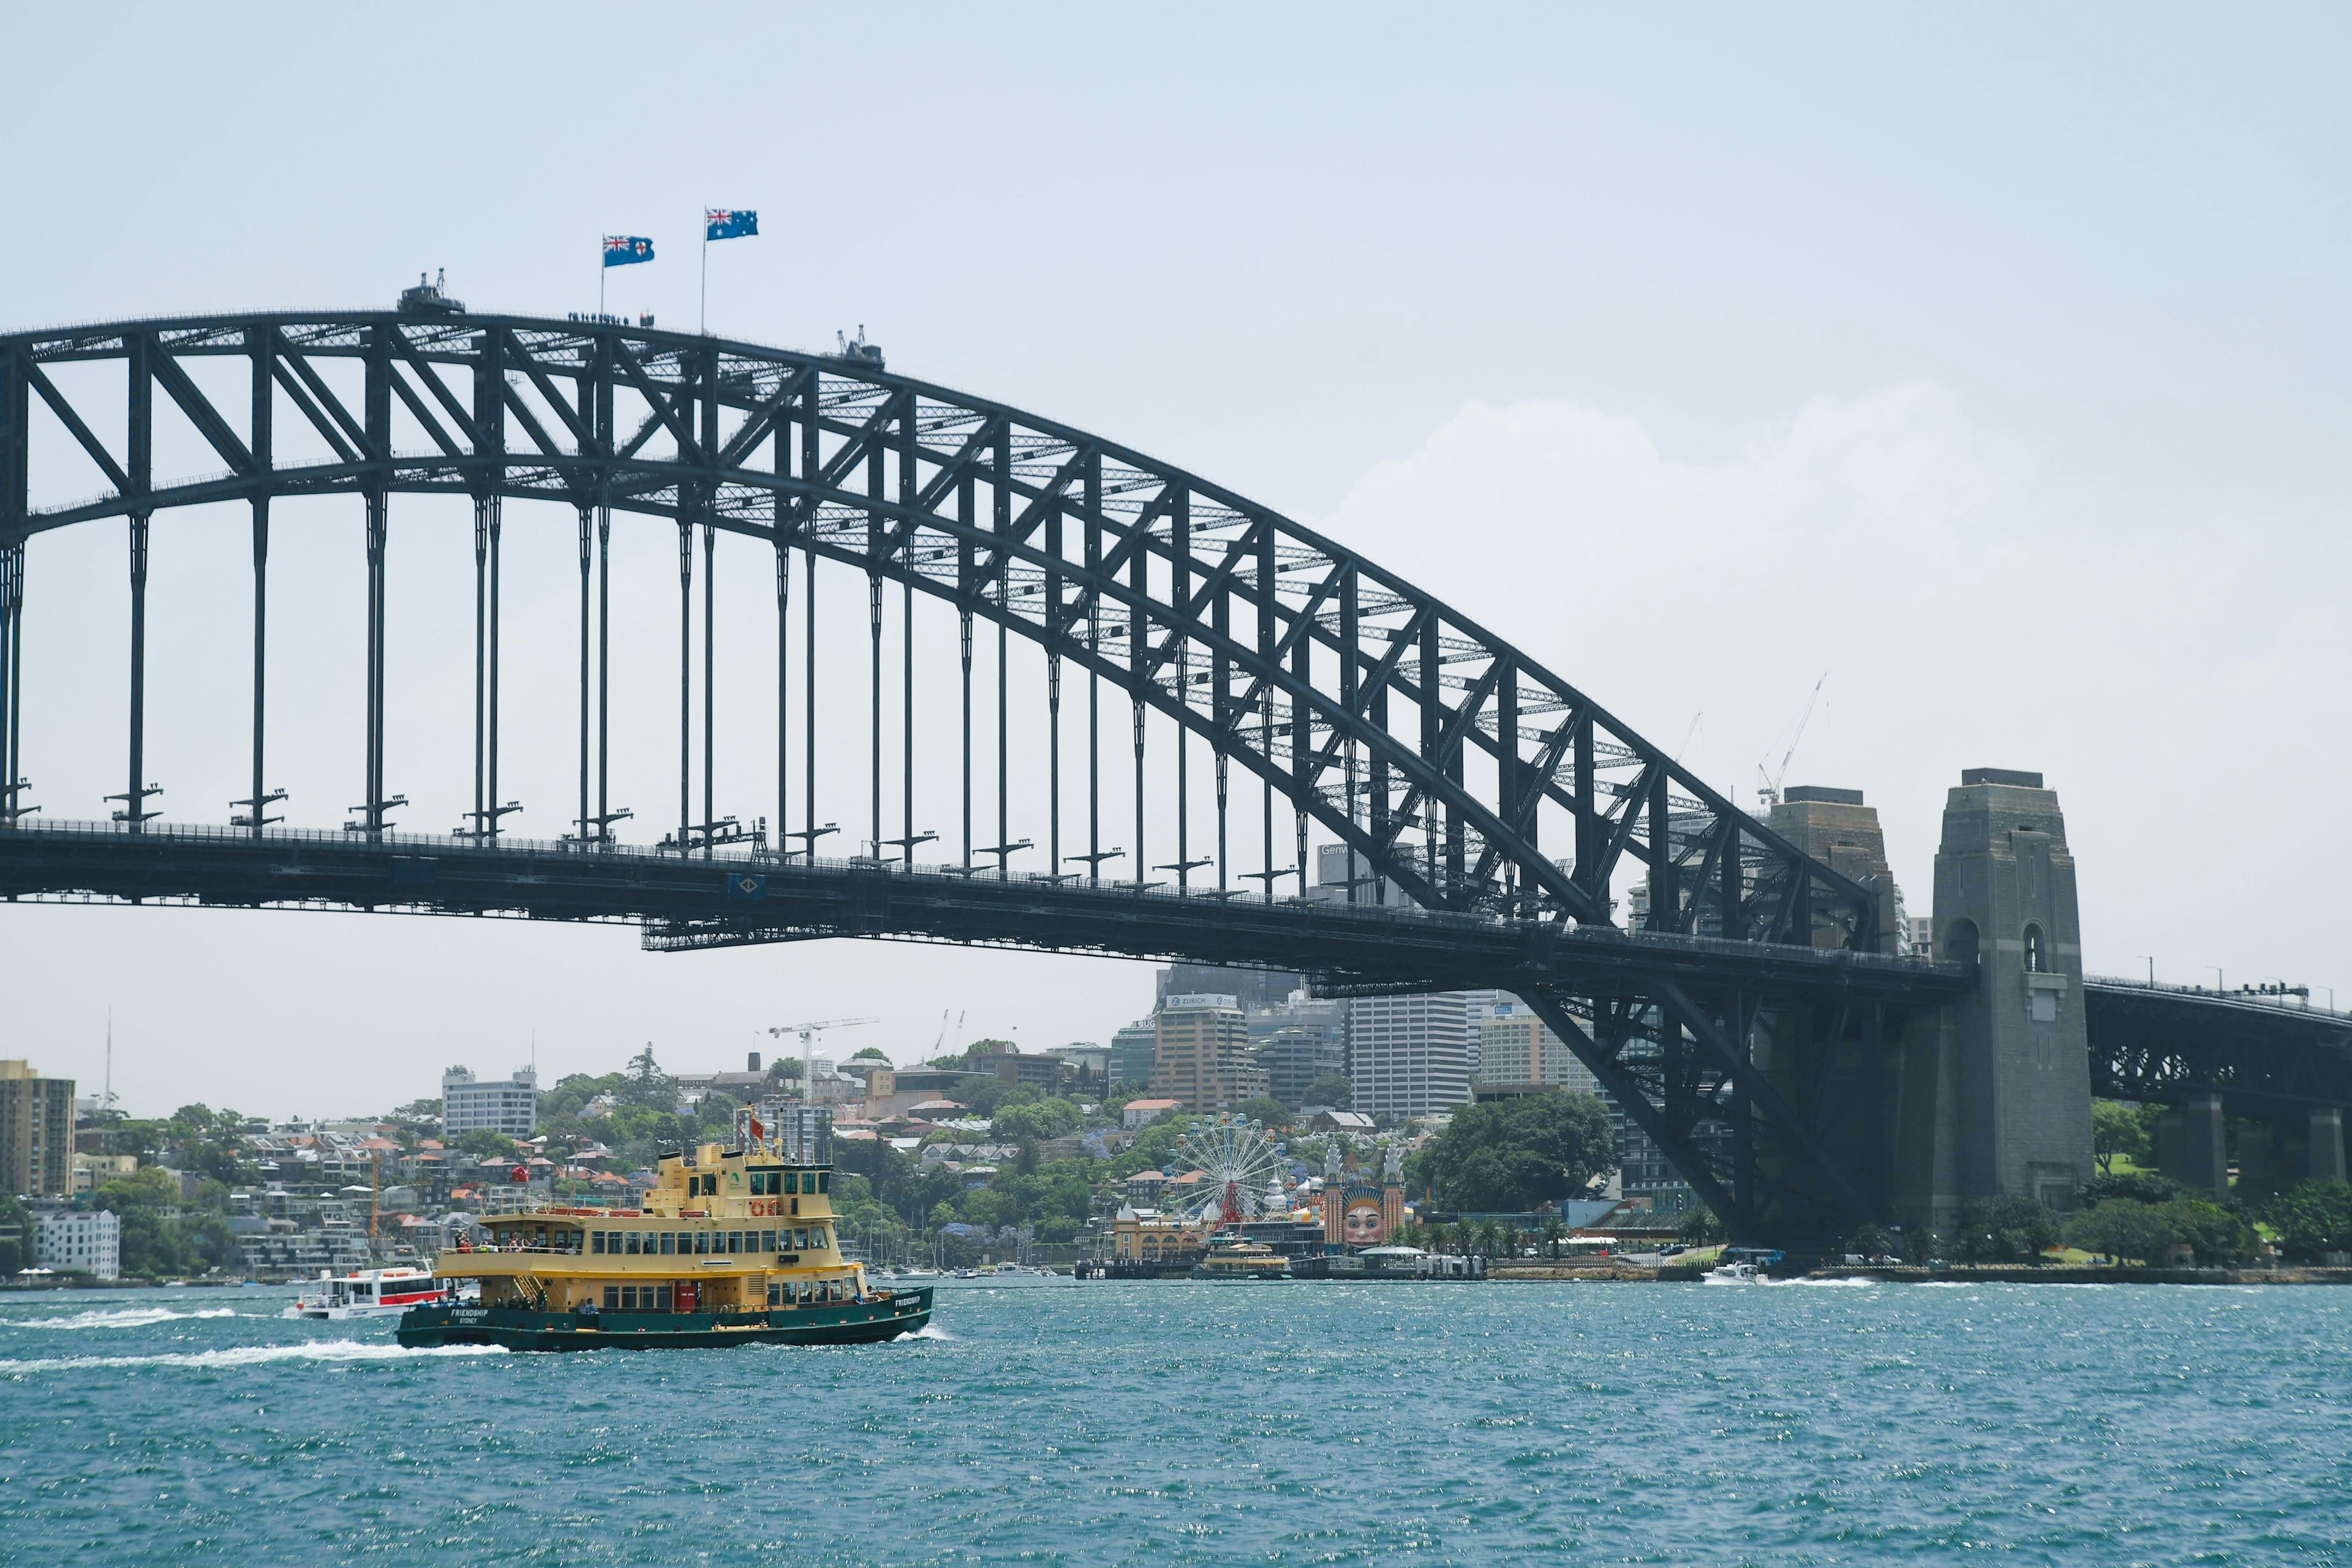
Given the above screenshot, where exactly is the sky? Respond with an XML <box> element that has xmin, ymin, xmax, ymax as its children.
<box><xmin>2</xmin><ymin>5</ymin><xmax>2346</xmax><ymax>1118</ymax></box>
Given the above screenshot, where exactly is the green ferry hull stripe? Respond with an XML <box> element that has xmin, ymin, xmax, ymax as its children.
<box><xmin>394</xmin><ymin>1287</ymin><xmax>933</xmax><ymax>1352</ymax></box>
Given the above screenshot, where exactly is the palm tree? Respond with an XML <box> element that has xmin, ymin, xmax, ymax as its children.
<box><xmin>1540</xmin><ymin>1217</ymin><xmax>1567</xmax><ymax>1261</ymax></box>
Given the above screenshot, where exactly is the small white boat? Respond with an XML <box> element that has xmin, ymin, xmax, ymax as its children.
<box><xmin>928</xmin><ymin>1263</ymin><xmax>1075</xmax><ymax>1289</ymax></box>
<box><xmin>282</xmin><ymin>1266</ymin><xmax>451</xmax><ymax>1319</ymax></box>
<box><xmin>1702</xmin><ymin>1261</ymin><xmax>1767</xmax><ymax>1285</ymax></box>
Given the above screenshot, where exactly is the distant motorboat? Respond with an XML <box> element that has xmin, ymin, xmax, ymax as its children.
<box><xmin>1702</xmin><ymin>1261</ymin><xmax>1767</xmax><ymax>1284</ymax></box>
<box><xmin>929</xmin><ymin>1264</ymin><xmax>1074</xmax><ymax>1289</ymax></box>
<box><xmin>282</xmin><ymin>1266</ymin><xmax>451</xmax><ymax>1319</ymax></box>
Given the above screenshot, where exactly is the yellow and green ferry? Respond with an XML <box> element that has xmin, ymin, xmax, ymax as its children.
<box><xmin>397</xmin><ymin>1111</ymin><xmax>930</xmax><ymax>1352</ymax></box>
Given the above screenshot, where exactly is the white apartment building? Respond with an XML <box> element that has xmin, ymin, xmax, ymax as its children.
<box><xmin>442</xmin><ymin>1065</ymin><xmax>538</xmax><ymax>1137</ymax></box>
<box><xmin>1346</xmin><ymin>993</ymin><xmax>1472</xmax><ymax>1120</ymax></box>
<box><xmin>36</xmin><ymin>1207</ymin><xmax>121</xmax><ymax>1280</ymax></box>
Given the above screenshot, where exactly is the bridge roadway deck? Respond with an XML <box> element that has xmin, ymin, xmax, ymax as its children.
<box><xmin>0</xmin><ymin>821</ymin><xmax>1969</xmax><ymax>1005</ymax></box>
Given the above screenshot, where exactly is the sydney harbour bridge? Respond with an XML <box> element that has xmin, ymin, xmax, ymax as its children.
<box><xmin>2</xmin><ymin>295</ymin><xmax>2345</xmax><ymax>1246</ymax></box>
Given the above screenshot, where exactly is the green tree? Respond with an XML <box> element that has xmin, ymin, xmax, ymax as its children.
<box><xmin>849</xmin><ymin>1046</ymin><xmax>891</xmax><ymax>1061</ymax></box>
<box><xmin>1847</xmin><ymin>1223</ymin><xmax>1895</xmax><ymax>1258</ymax></box>
<box><xmin>1951</xmin><ymin>1194</ymin><xmax>2060</xmax><ymax>1264</ymax></box>
<box><xmin>2263</xmin><ymin>1179</ymin><xmax>2352</xmax><ymax>1262</ymax></box>
<box><xmin>2160</xmin><ymin>1198</ymin><xmax>2255</xmax><ymax>1265</ymax></box>
<box><xmin>1539</xmin><ymin>1216</ymin><xmax>1567</xmax><ymax>1261</ymax></box>
<box><xmin>2081</xmin><ymin>1169</ymin><xmax>2182</xmax><ymax>1207</ymax></box>
<box><xmin>1679</xmin><ymin>1205</ymin><xmax>1725</xmax><ymax>1245</ymax></box>
<box><xmin>2062</xmin><ymin>1199</ymin><xmax>2179</xmax><ymax>1264</ymax></box>
<box><xmin>1234</xmin><ymin>1096</ymin><xmax>1290</xmax><ymax>1129</ymax></box>
<box><xmin>455</xmin><ymin>1128</ymin><xmax>521</xmax><ymax>1159</ymax></box>
<box><xmin>0</xmin><ymin>1189</ymin><xmax>32</xmax><ymax>1274</ymax></box>
<box><xmin>2092</xmin><ymin>1099</ymin><xmax>2154</xmax><ymax>1174</ymax></box>
<box><xmin>1301</xmin><ymin>1072</ymin><xmax>1353</xmax><ymax>1110</ymax></box>
<box><xmin>1417</xmin><ymin>1091</ymin><xmax>1613</xmax><ymax>1212</ymax></box>
<box><xmin>990</xmin><ymin>1098</ymin><xmax>1082</xmax><ymax>1144</ymax></box>
<box><xmin>620</xmin><ymin>1044</ymin><xmax>676</xmax><ymax>1110</ymax></box>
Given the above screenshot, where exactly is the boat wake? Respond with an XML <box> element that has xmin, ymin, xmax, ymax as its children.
<box><xmin>0</xmin><ymin>1340</ymin><xmax>507</xmax><ymax>1376</ymax></box>
<box><xmin>6</xmin><ymin>1306</ymin><xmax>241</xmax><ymax>1331</ymax></box>
<box><xmin>903</xmin><ymin>1322</ymin><xmax>953</xmax><ymax>1341</ymax></box>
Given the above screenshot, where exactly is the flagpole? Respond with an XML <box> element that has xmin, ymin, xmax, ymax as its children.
<box><xmin>700</xmin><ymin>209</ymin><xmax>709</xmax><ymax>334</ymax></box>
<box><xmin>600</xmin><ymin>236</ymin><xmax>606</xmax><ymax>318</ymax></box>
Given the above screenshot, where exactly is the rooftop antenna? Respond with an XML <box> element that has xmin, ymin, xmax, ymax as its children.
<box><xmin>1755</xmin><ymin>673</ymin><xmax>1827</xmax><ymax>809</ymax></box>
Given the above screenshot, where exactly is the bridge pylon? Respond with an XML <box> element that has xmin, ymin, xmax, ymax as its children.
<box><xmin>1896</xmin><ymin>769</ymin><xmax>2094</xmax><ymax>1232</ymax></box>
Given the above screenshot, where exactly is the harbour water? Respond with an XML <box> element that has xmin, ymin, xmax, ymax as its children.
<box><xmin>3</xmin><ymin>1280</ymin><xmax>2348</xmax><ymax>1564</ymax></box>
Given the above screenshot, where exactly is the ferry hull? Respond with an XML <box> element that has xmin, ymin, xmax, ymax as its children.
<box><xmin>396</xmin><ymin>1287</ymin><xmax>932</xmax><ymax>1352</ymax></box>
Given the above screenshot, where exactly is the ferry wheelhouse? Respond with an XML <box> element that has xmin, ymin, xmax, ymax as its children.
<box><xmin>397</xmin><ymin>1107</ymin><xmax>930</xmax><ymax>1351</ymax></box>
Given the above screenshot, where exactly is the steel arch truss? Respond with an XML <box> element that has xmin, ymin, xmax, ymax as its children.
<box><xmin>0</xmin><ymin>310</ymin><xmax>1877</xmax><ymax>944</ymax></box>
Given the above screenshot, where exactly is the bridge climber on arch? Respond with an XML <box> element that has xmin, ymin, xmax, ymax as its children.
<box><xmin>8</xmin><ymin>300</ymin><xmax>2333</xmax><ymax>1248</ymax></box>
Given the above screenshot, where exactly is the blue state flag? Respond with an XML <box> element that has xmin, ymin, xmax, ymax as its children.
<box><xmin>603</xmin><ymin>235</ymin><xmax>656</xmax><ymax>268</ymax></box>
<box><xmin>706</xmin><ymin>208</ymin><xmax>758</xmax><ymax>242</ymax></box>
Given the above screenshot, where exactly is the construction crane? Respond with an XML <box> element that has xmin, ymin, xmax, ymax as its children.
<box><xmin>1755</xmin><ymin>673</ymin><xmax>1828</xmax><ymax>810</ymax></box>
<box><xmin>766</xmin><ymin>1018</ymin><xmax>877</xmax><ymax>1062</ymax></box>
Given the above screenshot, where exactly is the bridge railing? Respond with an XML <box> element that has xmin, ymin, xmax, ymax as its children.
<box><xmin>2086</xmin><ymin>974</ymin><xmax>2350</xmax><ymax>1022</ymax></box>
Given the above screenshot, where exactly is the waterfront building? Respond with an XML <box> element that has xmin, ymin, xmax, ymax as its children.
<box><xmin>34</xmin><ymin>1206</ymin><xmax>121</xmax><ymax>1279</ymax></box>
<box><xmin>1319</xmin><ymin>1141</ymin><xmax>1406</xmax><ymax>1248</ymax></box>
<box><xmin>1148</xmin><ymin>997</ymin><xmax>1265</xmax><ymax>1112</ymax></box>
<box><xmin>442</xmin><ymin>1065</ymin><xmax>538</xmax><ymax>1137</ymax></box>
<box><xmin>1</xmin><ymin>1060</ymin><xmax>75</xmax><ymax>1199</ymax></box>
<box><xmin>1109</xmin><ymin>1019</ymin><xmax>1156</xmax><ymax>1087</ymax></box>
<box><xmin>1345</xmin><ymin>993</ymin><xmax>1471</xmax><ymax>1120</ymax></box>
<box><xmin>1474</xmin><ymin>1000</ymin><xmax>1597</xmax><ymax>1095</ymax></box>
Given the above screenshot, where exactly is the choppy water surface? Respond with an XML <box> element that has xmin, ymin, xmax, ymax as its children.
<box><xmin>2</xmin><ymin>1280</ymin><xmax>2348</xmax><ymax>1564</ymax></box>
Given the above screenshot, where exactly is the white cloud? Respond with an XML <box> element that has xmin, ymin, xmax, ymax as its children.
<box><xmin>1320</xmin><ymin>385</ymin><xmax>2348</xmax><ymax>992</ymax></box>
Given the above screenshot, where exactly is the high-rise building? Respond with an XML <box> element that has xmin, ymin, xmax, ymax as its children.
<box><xmin>1473</xmin><ymin>999</ymin><xmax>1597</xmax><ymax>1095</ymax></box>
<box><xmin>1345</xmin><ymin>994</ymin><xmax>1471</xmax><ymax>1120</ymax></box>
<box><xmin>1150</xmin><ymin>995</ymin><xmax>1267</xmax><ymax>1112</ymax></box>
<box><xmin>442</xmin><ymin>1065</ymin><xmax>538</xmax><ymax>1138</ymax></box>
<box><xmin>1247</xmin><ymin>990</ymin><xmax>1346</xmax><ymax>1108</ymax></box>
<box><xmin>1109</xmin><ymin>1020</ymin><xmax>1156</xmax><ymax>1088</ymax></box>
<box><xmin>1</xmin><ymin>1060</ymin><xmax>75</xmax><ymax>1199</ymax></box>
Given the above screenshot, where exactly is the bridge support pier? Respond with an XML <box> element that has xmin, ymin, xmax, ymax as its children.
<box><xmin>1894</xmin><ymin>769</ymin><xmax>2094</xmax><ymax>1233</ymax></box>
<box><xmin>2155</xmin><ymin>1093</ymin><xmax>2228</xmax><ymax>1195</ymax></box>
<box><xmin>2309</xmin><ymin>1107</ymin><xmax>2346</xmax><ymax>1185</ymax></box>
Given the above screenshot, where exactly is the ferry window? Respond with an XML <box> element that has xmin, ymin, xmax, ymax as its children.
<box><xmin>701</xmin><ymin>1174</ymin><xmax>718</xmax><ymax>1196</ymax></box>
<box><xmin>625</xmin><ymin>1232</ymin><xmax>641</xmax><ymax>1256</ymax></box>
<box><xmin>591</xmin><ymin>1232</ymin><xmax>606</xmax><ymax>1254</ymax></box>
<box><xmin>655</xmin><ymin>1284</ymin><xmax>673</xmax><ymax>1311</ymax></box>
<box><xmin>695</xmin><ymin>1231</ymin><xmax>709</xmax><ymax>1254</ymax></box>
<box><xmin>603</xmin><ymin>1286</ymin><xmax>619</xmax><ymax>1310</ymax></box>
<box><xmin>621</xmin><ymin>1286</ymin><xmax>639</xmax><ymax>1310</ymax></box>
<box><xmin>793</xmin><ymin>1227</ymin><xmax>807</xmax><ymax>1250</ymax></box>
<box><xmin>659</xmin><ymin>1233</ymin><xmax>675</xmax><ymax>1255</ymax></box>
<box><xmin>761</xmin><ymin>1230</ymin><xmax>777</xmax><ymax>1252</ymax></box>
<box><xmin>727</xmin><ymin>1231</ymin><xmax>744</xmax><ymax>1254</ymax></box>
<box><xmin>818</xmin><ymin>1172</ymin><xmax>831</xmax><ymax>1194</ymax></box>
<box><xmin>767</xmin><ymin>1284</ymin><xmax>781</xmax><ymax>1306</ymax></box>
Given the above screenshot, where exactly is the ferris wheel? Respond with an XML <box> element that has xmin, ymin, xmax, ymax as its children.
<box><xmin>1174</xmin><ymin>1114</ymin><xmax>1289</xmax><ymax>1225</ymax></box>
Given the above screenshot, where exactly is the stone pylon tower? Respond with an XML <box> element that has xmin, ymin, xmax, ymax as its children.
<box><xmin>1894</xmin><ymin>769</ymin><xmax>2094</xmax><ymax>1229</ymax></box>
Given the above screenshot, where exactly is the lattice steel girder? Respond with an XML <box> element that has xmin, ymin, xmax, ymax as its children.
<box><xmin>2084</xmin><ymin>981</ymin><xmax>2352</xmax><ymax>1114</ymax></box>
<box><xmin>0</xmin><ymin>309</ymin><xmax>1874</xmax><ymax>948</ymax></box>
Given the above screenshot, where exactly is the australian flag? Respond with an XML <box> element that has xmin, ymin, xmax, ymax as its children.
<box><xmin>706</xmin><ymin>208</ymin><xmax>758</xmax><ymax>241</ymax></box>
<box><xmin>603</xmin><ymin>235</ymin><xmax>655</xmax><ymax>268</ymax></box>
